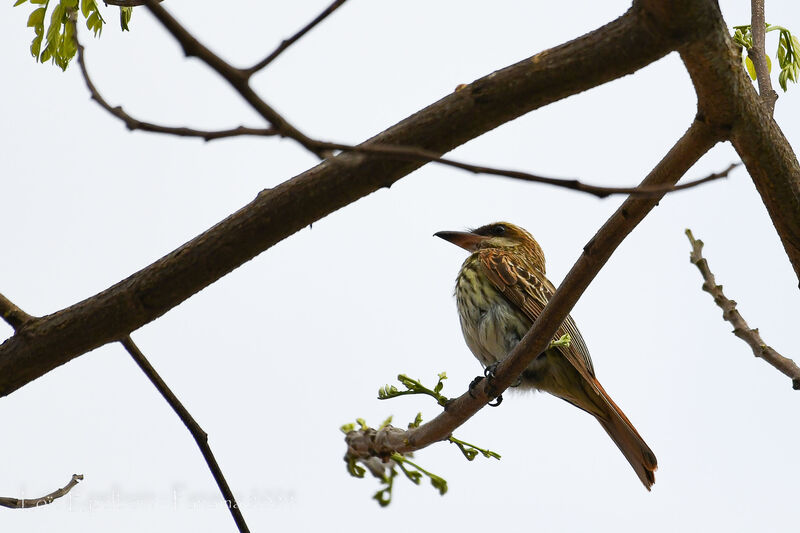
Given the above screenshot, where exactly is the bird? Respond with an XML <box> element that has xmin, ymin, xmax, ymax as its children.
<box><xmin>435</xmin><ymin>221</ymin><xmax>657</xmax><ymax>490</ymax></box>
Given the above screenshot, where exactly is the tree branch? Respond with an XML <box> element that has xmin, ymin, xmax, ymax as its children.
<box><xmin>83</xmin><ymin>2</ymin><xmax>726</xmax><ymax>198</ymax></box>
<box><xmin>120</xmin><ymin>337</ymin><xmax>250</xmax><ymax>533</ymax></box>
<box><xmin>0</xmin><ymin>474</ymin><xmax>83</xmax><ymax>509</ymax></box>
<box><xmin>74</xmin><ymin>37</ymin><xmax>277</xmax><ymax>141</ymax></box>
<box><xmin>686</xmin><ymin>230</ymin><xmax>800</xmax><ymax>389</ymax></box>
<box><xmin>244</xmin><ymin>0</ymin><xmax>348</xmax><ymax>77</ymax></box>
<box><xmin>144</xmin><ymin>0</ymin><xmax>326</xmax><ymax>156</ymax></box>
<box><xmin>0</xmin><ymin>292</ymin><xmax>34</xmax><ymax>331</ymax></box>
<box><xmin>652</xmin><ymin>0</ymin><xmax>800</xmax><ymax>285</ymax></box>
<box><xmin>103</xmin><ymin>0</ymin><xmax>162</xmax><ymax>6</ymax></box>
<box><xmin>315</xmin><ymin>143</ymin><xmax>738</xmax><ymax>199</ymax></box>
<box><xmin>0</xmin><ymin>5</ymin><xmax>676</xmax><ymax>397</ymax></box>
<box><xmin>749</xmin><ymin>0</ymin><xmax>778</xmax><ymax>114</ymax></box>
<box><xmin>346</xmin><ymin>118</ymin><xmax>722</xmax><ymax>461</ymax></box>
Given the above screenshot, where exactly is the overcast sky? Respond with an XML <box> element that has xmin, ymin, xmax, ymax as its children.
<box><xmin>2</xmin><ymin>1</ymin><xmax>800</xmax><ymax>531</ymax></box>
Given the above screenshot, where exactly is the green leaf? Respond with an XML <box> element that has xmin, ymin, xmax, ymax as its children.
<box><xmin>86</xmin><ymin>11</ymin><xmax>100</xmax><ymax>36</ymax></box>
<box><xmin>429</xmin><ymin>475</ymin><xmax>448</xmax><ymax>495</ymax></box>
<box><xmin>373</xmin><ymin>487</ymin><xmax>391</xmax><ymax>507</ymax></box>
<box><xmin>27</xmin><ymin>7</ymin><xmax>45</xmax><ymax>28</ymax></box>
<box><xmin>778</xmin><ymin>42</ymin><xmax>787</xmax><ymax>67</ymax></box>
<box><xmin>779</xmin><ymin>68</ymin><xmax>788</xmax><ymax>91</ymax></box>
<box><xmin>29</xmin><ymin>0</ymin><xmax>46</xmax><ymax>3</ymax></box>
<box><xmin>46</xmin><ymin>4</ymin><xmax>64</xmax><ymax>40</ymax></box>
<box><xmin>744</xmin><ymin>54</ymin><xmax>771</xmax><ymax>79</ymax></box>
<box><xmin>120</xmin><ymin>6</ymin><xmax>132</xmax><ymax>31</ymax></box>
<box><xmin>14</xmin><ymin>0</ymin><xmax>28</xmax><ymax>6</ymax></box>
<box><xmin>30</xmin><ymin>34</ymin><xmax>43</xmax><ymax>58</ymax></box>
<box><xmin>745</xmin><ymin>55</ymin><xmax>757</xmax><ymax>80</ymax></box>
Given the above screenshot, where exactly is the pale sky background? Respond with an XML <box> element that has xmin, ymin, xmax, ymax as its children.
<box><xmin>2</xmin><ymin>1</ymin><xmax>800</xmax><ymax>531</ymax></box>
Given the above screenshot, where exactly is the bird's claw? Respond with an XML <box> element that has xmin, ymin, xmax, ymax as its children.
<box><xmin>473</xmin><ymin>363</ymin><xmax>503</xmax><ymax>406</ymax></box>
<box><xmin>468</xmin><ymin>376</ymin><xmax>484</xmax><ymax>399</ymax></box>
<box><xmin>487</xmin><ymin>394</ymin><xmax>503</xmax><ymax>407</ymax></box>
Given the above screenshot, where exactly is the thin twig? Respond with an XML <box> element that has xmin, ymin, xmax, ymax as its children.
<box><xmin>144</xmin><ymin>0</ymin><xmax>326</xmax><ymax>157</ymax></box>
<box><xmin>686</xmin><ymin>229</ymin><xmax>800</xmax><ymax>389</ymax></box>
<box><xmin>749</xmin><ymin>0</ymin><xmax>778</xmax><ymax>114</ymax></box>
<box><xmin>244</xmin><ymin>0</ymin><xmax>348</xmax><ymax>76</ymax></box>
<box><xmin>75</xmin><ymin>37</ymin><xmax>276</xmax><ymax>141</ymax></box>
<box><xmin>76</xmin><ymin>34</ymin><xmax>735</xmax><ymax>197</ymax></box>
<box><xmin>76</xmin><ymin>5</ymin><xmax>735</xmax><ymax>198</ymax></box>
<box><xmin>0</xmin><ymin>474</ymin><xmax>83</xmax><ymax>509</ymax></box>
<box><xmin>0</xmin><ymin>292</ymin><xmax>34</xmax><ymax>331</ymax></box>
<box><xmin>120</xmin><ymin>336</ymin><xmax>250</xmax><ymax>533</ymax></box>
<box><xmin>121</xmin><ymin>2</ymin><xmax>736</xmax><ymax>198</ymax></box>
<box><xmin>103</xmin><ymin>0</ymin><xmax>162</xmax><ymax>6</ymax></box>
<box><xmin>320</xmin><ymin>143</ymin><xmax>738</xmax><ymax>198</ymax></box>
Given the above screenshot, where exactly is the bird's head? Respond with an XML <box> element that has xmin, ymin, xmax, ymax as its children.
<box><xmin>435</xmin><ymin>222</ymin><xmax>546</xmax><ymax>273</ymax></box>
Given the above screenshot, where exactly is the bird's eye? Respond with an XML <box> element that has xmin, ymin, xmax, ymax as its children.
<box><xmin>491</xmin><ymin>225</ymin><xmax>507</xmax><ymax>236</ymax></box>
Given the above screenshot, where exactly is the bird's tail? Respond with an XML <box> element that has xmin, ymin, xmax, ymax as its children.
<box><xmin>590</xmin><ymin>379</ymin><xmax>658</xmax><ymax>490</ymax></box>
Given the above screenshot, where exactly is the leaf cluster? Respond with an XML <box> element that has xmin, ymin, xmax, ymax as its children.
<box><xmin>13</xmin><ymin>0</ymin><xmax>135</xmax><ymax>71</ymax></box>
<box><xmin>344</xmin><ymin>372</ymin><xmax>502</xmax><ymax>506</ymax></box>
<box><xmin>733</xmin><ymin>23</ymin><xmax>800</xmax><ymax>91</ymax></box>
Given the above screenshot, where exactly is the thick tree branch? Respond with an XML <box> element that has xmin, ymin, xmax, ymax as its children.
<box><xmin>0</xmin><ymin>292</ymin><xmax>34</xmax><ymax>331</ymax></box>
<box><xmin>143</xmin><ymin>0</ymin><xmax>708</xmax><ymax>197</ymax></box>
<box><xmin>0</xmin><ymin>474</ymin><xmax>83</xmax><ymax>509</ymax></box>
<box><xmin>83</xmin><ymin>2</ymin><xmax>724</xmax><ymax>198</ymax></box>
<box><xmin>0</xmin><ymin>5</ymin><xmax>675</xmax><ymax>397</ymax></box>
<box><xmin>346</xmin><ymin>118</ymin><xmax>722</xmax><ymax>460</ymax></box>
<box><xmin>645</xmin><ymin>0</ymin><xmax>800</xmax><ymax>285</ymax></box>
<box><xmin>244</xmin><ymin>0</ymin><xmax>348</xmax><ymax>77</ymax></box>
<box><xmin>749</xmin><ymin>0</ymin><xmax>778</xmax><ymax>114</ymax></box>
<box><xmin>686</xmin><ymin>230</ymin><xmax>800</xmax><ymax>389</ymax></box>
<box><xmin>120</xmin><ymin>337</ymin><xmax>250</xmax><ymax>533</ymax></box>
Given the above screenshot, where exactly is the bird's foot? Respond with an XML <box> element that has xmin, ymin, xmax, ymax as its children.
<box><xmin>468</xmin><ymin>375</ymin><xmax>484</xmax><ymax>399</ymax></box>
<box><xmin>477</xmin><ymin>363</ymin><xmax>503</xmax><ymax>407</ymax></box>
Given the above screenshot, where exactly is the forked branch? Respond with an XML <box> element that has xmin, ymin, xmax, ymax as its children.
<box><xmin>0</xmin><ymin>292</ymin><xmax>33</xmax><ymax>331</ymax></box>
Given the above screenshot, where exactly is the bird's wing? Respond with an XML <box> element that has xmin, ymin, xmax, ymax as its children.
<box><xmin>478</xmin><ymin>249</ymin><xmax>658</xmax><ymax>489</ymax></box>
<box><xmin>478</xmin><ymin>249</ymin><xmax>595</xmax><ymax>377</ymax></box>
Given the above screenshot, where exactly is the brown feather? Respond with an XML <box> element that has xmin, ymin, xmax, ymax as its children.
<box><xmin>477</xmin><ymin>246</ymin><xmax>657</xmax><ymax>490</ymax></box>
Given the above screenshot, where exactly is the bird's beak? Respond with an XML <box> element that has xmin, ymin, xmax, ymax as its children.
<box><xmin>434</xmin><ymin>230</ymin><xmax>488</xmax><ymax>252</ymax></box>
